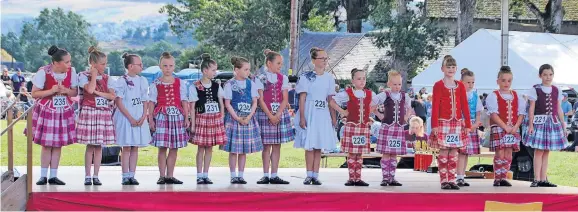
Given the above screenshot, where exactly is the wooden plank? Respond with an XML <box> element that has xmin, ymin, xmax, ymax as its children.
<box><xmin>1</xmin><ymin>174</ymin><xmax>28</xmax><ymax>211</ymax></box>
<box><xmin>7</xmin><ymin>109</ymin><xmax>13</xmax><ymax>172</ymax></box>
<box><xmin>26</xmin><ymin>109</ymin><xmax>33</xmax><ymax>196</ymax></box>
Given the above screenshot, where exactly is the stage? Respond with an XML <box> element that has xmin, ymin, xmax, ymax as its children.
<box><xmin>23</xmin><ymin>166</ymin><xmax>578</xmax><ymax>211</ymax></box>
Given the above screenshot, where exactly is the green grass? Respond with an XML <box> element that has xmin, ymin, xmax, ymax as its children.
<box><xmin>2</xmin><ymin>120</ymin><xmax>577</xmax><ymax>187</ymax></box>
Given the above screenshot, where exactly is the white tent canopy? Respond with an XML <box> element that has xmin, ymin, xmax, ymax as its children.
<box><xmin>412</xmin><ymin>29</ymin><xmax>578</xmax><ymax>94</ymax></box>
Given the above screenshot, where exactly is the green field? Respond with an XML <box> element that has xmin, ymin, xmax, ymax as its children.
<box><xmin>2</xmin><ymin>120</ymin><xmax>577</xmax><ymax>187</ymax></box>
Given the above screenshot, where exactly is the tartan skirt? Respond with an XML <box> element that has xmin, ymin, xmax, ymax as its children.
<box><xmin>256</xmin><ymin>109</ymin><xmax>294</xmax><ymax>145</ymax></box>
<box><xmin>429</xmin><ymin>119</ymin><xmax>468</xmax><ymax>150</ymax></box>
<box><xmin>489</xmin><ymin>126</ymin><xmax>521</xmax><ymax>152</ymax></box>
<box><xmin>376</xmin><ymin>123</ymin><xmax>407</xmax><ymax>155</ymax></box>
<box><xmin>76</xmin><ymin>107</ymin><xmax>115</xmax><ymax>145</ymax></box>
<box><xmin>191</xmin><ymin>112</ymin><xmax>226</xmax><ymax>147</ymax></box>
<box><xmin>341</xmin><ymin>122</ymin><xmax>371</xmax><ymax>154</ymax></box>
<box><xmin>459</xmin><ymin>131</ymin><xmax>481</xmax><ymax>155</ymax></box>
<box><xmin>32</xmin><ymin>104</ymin><xmax>76</xmax><ymax>147</ymax></box>
<box><xmin>523</xmin><ymin>117</ymin><xmax>568</xmax><ymax>151</ymax></box>
<box><xmin>151</xmin><ymin>111</ymin><xmax>189</xmax><ymax>149</ymax></box>
<box><xmin>221</xmin><ymin>113</ymin><xmax>263</xmax><ymax>154</ymax></box>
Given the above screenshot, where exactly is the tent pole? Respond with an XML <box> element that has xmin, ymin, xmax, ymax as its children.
<box><xmin>501</xmin><ymin>0</ymin><xmax>509</xmax><ymax>66</ymax></box>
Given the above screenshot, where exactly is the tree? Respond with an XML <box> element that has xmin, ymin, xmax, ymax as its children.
<box><xmin>178</xmin><ymin>44</ymin><xmax>233</xmax><ymax>70</ymax></box>
<box><xmin>107</xmin><ymin>51</ymin><xmax>126</xmax><ymax>76</ymax></box>
<box><xmin>456</xmin><ymin>0</ymin><xmax>477</xmax><ymax>44</ymax></box>
<box><xmin>123</xmin><ymin>28</ymin><xmax>134</xmax><ymax>39</ymax></box>
<box><xmin>161</xmin><ymin>0</ymin><xmax>290</xmax><ymax>70</ymax></box>
<box><xmin>511</xmin><ymin>0</ymin><xmax>564</xmax><ymax>33</ymax></box>
<box><xmin>133</xmin><ymin>27</ymin><xmax>144</xmax><ymax>40</ymax></box>
<box><xmin>145</xmin><ymin>27</ymin><xmax>152</xmax><ymax>40</ymax></box>
<box><xmin>303</xmin><ymin>8</ymin><xmax>335</xmax><ymax>32</ymax></box>
<box><xmin>141</xmin><ymin>56</ymin><xmax>158</xmax><ymax>69</ymax></box>
<box><xmin>19</xmin><ymin>8</ymin><xmax>97</xmax><ymax>72</ymax></box>
<box><xmin>370</xmin><ymin>0</ymin><xmax>448</xmax><ymax>89</ymax></box>
<box><xmin>1</xmin><ymin>32</ymin><xmax>25</xmax><ymax>63</ymax></box>
<box><xmin>300</xmin><ymin>0</ymin><xmax>378</xmax><ymax>33</ymax></box>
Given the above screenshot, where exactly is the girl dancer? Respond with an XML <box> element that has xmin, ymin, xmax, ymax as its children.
<box><xmin>373</xmin><ymin>70</ymin><xmax>413</xmax><ymax>187</ymax></box>
<box><xmin>294</xmin><ymin>47</ymin><xmax>344</xmax><ymax>185</ymax></box>
<box><xmin>486</xmin><ymin>66</ymin><xmax>526</xmax><ymax>187</ymax></box>
<box><xmin>255</xmin><ymin>49</ymin><xmax>294</xmax><ymax>184</ymax></box>
<box><xmin>77</xmin><ymin>46</ymin><xmax>116</xmax><ymax>186</ymax></box>
<box><xmin>525</xmin><ymin>64</ymin><xmax>568</xmax><ymax>187</ymax></box>
<box><xmin>148</xmin><ymin>52</ymin><xmax>190</xmax><ymax>184</ymax></box>
<box><xmin>333</xmin><ymin>68</ymin><xmax>375</xmax><ymax>186</ymax></box>
<box><xmin>113</xmin><ymin>53</ymin><xmax>151</xmax><ymax>185</ymax></box>
<box><xmin>222</xmin><ymin>56</ymin><xmax>263</xmax><ymax>184</ymax></box>
<box><xmin>430</xmin><ymin>55</ymin><xmax>471</xmax><ymax>190</ymax></box>
<box><xmin>189</xmin><ymin>53</ymin><xmax>226</xmax><ymax>184</ymax></box>
<box><xmin>32</xmin><ymin>45</ymin><xmax>78</xmax><ymax>185</ymax></box>
<box><xmin>456</xmin><ymin>68</ymin><xmax>483</xmax><ymax>187</ymax></box>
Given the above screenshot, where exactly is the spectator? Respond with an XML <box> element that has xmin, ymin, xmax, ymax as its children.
<box><xmin>1</xmin><ymin>68</ymin><xmax>11</xmax><ymax>86</ymax></box>
<box><xmin>10</xmin><ymin>69</ymin><xmax>25</xmax><ymax>96</ymax></box>
<box><xmin>288</xmin><ymin>83</ymin><xmax>297</xmax><ymax>111</ymax></box>
<box><xmin>562</xmin><ymin>93</ymin><xmax>573</xmax><ymax>123</ymax></box>
<box><xmin>419</xmin><ymin>87</ymin><xmax>428</xmax><ymax>96</ymax></box>
<box><xmin>411</xmin><ymin>94</ymin><xmax>427</xmax><ymax>124</ymax></box>
<box><xmin>17</xmin><ymin>85</ymin><xmax>32</xmax><ymax>110</ymax></box>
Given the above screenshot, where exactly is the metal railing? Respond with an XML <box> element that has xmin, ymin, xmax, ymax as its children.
<box><xmin>1</xmin><ymin>102</ymin><xmax>34</xmax><ymax>196</ymax></box>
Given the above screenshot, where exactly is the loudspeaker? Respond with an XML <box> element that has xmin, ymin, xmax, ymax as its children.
<box><xmin>101</xmin><ymin>146</ymin><xmax>122</xmax><ymax>166</ymax></box>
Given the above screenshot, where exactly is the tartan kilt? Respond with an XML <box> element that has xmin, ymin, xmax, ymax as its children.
<box><xmin>376</xmin><ymin>123</ymin><xmax>407</xmax><ymax>155</ymax></box>
<box><xmin>429</xmin><ymin>119</ymin><xmax>467</xmax><ymax>150</ymax></box>
<box><xmin>221</xmin><ymin>113</ymin><xmax>263</xmax><ymax>154</ymax></box>
<box><xmin>523</xmin><ymin>117</ymin><xmax>568</xmax><ymax>151</ymax></box>
<box><xmin>191</xmin><ymin>112</ymin><xmax>226</xmax><ymax>147</ymax></box>
<box><xmin>459</xmin><ymin>131</ymin><xmax>481</xmax><ymax>155</ymax></box>
<box><xmin>256</xmin><ymin>109</ymin><xmax>294</xmax><ymax>145</ymax></box>
<box><xmin>341</xmin><ymin>122</ymin><xmax>371</xmax><ymax>154</ymax></box>
<box><xmin>151</xmin><ymin>111</ymin><xmax>189</xmax><ymax>149</ymax></box>
<box><xmin>76</xmin><ymin>107</ymin><xmax>115</xmax><ymax>145</ymax></box>
<box><xmin>489</xmin><ymin>126</ymin><xmax>521</xmax><ymax>152</ymax></box>
<box><xmin>32</xmin><ymin>104</ymin><xmax>76</xmax><ymax>147</ymax></box>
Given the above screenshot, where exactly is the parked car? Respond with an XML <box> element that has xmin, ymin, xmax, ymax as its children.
<box><xmin>561</xmin><ymin>86</ymin><xmax>577</xmax><ymax>106</ymax></box>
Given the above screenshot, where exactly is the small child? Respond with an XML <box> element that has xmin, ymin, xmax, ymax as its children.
<box><xmin>222</xmin><ymin>56</ymin><xmax>263</xmax><ymax>184</ymax></box>
<box><xmin>486</xmin><ymin>66</ymin><xmax>526</xmax><ymax>187</ymax></box>
<box><xmin>373</xmin><ymin>70</ymin><xmax>413</xmax><ymax>187</ymax></box>
<box><xmin>457</xmin><ymin>68</ymin><xmax>483</xmax><ymax>187</ymax></box>
<box><xmin>332</xmin><ymin>68</ymin><xmax>375</xmax><ymax>186</ymax></box>
<box><xmin>406</xmin><ymin>117</ymin><xmax>429</xmax><ymax>172</ymax></box>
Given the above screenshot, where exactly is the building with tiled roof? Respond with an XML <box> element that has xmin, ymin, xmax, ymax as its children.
<box><xmin>425</xmin><ymin>0</ymin><xmax>578</xmax><ymax>35</ymax></box>
<box><xmin>280</xmin><ymin>31</ymin><xmax>389</xmax><ymax>81</ymax></box>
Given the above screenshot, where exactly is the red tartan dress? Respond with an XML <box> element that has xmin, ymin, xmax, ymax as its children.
<box><xmin>489</xmin><ymin>90</ymin><xmax>521</xmax><ymax>152</ymax></box>
<box><xmin>341</xmin><ymin>88</ymin><xmax>372</xmax><ymax>154</ymax></box>
<box><xmin>429</xmin><ymin>80</ymin><xmax>471</xmax><ymax>150</ymax></box>
<box><xmin>190</xmin><ymin>80</ymin><xmax>226</xmax><ymax>146</ymax></box>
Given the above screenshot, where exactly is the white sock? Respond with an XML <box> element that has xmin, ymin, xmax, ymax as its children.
<box><xmin>271</xmin><ymin>173</ymin><xmax>278</xmax><ymax>178</ymax></box>
<box><xmin>457</xmin><ymin>175</ymin><xmax>465</xmax><ymax>180</ymax></box>
<box><xmin>307</xmin><ymin>171</ymin><xmax>313</xmax><ymax>177</ymax></box>
<box><xmin>203</xmin><ymin>172</ymin><xmax>208</xmax><ymax>178</ymax></box>
<box><xmin>231</xmin><ymin>172</ymin><xmax>237</xmax><ymax>178</ymax></box>
<box><xmin>85</xmin><ymin>176</ymin><xmax>92</xmax><ymax>179</ymax></box>
<box><xmin>129</xmin><ymin>172</ymin><xmax>135</xmax><ymax>178</ymax></box>
<box><xmin>313</xmin><ymin>172</ymin><xmax>319</xmax><ymax>178</ymax></box>
<box><xmin>93</xmin><ymin>175</ymin><xmax>98</xmax><ymax>179</ymax></box>
<box><xmin>50</xmin><ymin>168</ymin><xmax>58</xmax><ymax>178</ymax></box>
<box><xmin>40</xmin><ymin>168</ymin><xmax>48</xmax><ymax>178</ymax></box>
<box><xmin>197</xmin><ymin>173</ymin><xmax>203</xmax><ymax>179</ymax></box>
<box><xmin>264</xmin><ymin>173</ymin><xmax>270</xmax><ymax>177</ymax></box>
<box><xmin>238</xmin><ymin>172</ymin><xmax>244</xmax><ymax>178</ymax></box>
<box><xmin>122</xmin><ymin>173</ymin><xmax>129</xmax><ymax>179</ymax></box>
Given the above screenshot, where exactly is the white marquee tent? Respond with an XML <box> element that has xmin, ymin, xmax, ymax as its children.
<box><xmin>412</xmin><ymin>29</ymin><xmax>578</xmax><ymax>94</ymax></box>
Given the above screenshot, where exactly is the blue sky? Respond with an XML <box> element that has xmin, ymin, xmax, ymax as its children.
<box><xmin>0</xmin><ymin>0</ymin><xmax>175</xmax><ymax>23</ymax></box>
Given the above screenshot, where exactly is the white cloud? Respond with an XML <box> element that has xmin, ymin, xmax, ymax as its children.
<box><xmin>1</xmin><ymin>0</ymin><xmax>167</xmax><ymax>23</ymax></box>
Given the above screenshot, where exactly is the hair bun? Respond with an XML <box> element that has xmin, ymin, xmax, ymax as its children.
<box><xmin>309</xmin><ymin>47</ymin><xmax>321</xmax><ymax>55</ymax></box>
<box><xmin>263</xmin><ymin>49</ymin><xmax>272</xmax><ymax>56</ymax></box>
<box><xmin>230</xmin><ymin>57</ymin><xmax>239</xmax><ymax>65</ymax></box>
<box><xmin>500</xmin><ymin>66</ymin><xmax>511</xmax><ymax>72</ymax></box>
<box><xmin>88</xmin><ymin>46</ymin><xmax>98</xmax><ymax>54</ymax></box>
<box><xmin>121</xmin><ymin>52</ymin><xmax>129</xmax><ymax>59</ymax></box>
<box><xmin>161</xmin><ymin>52</ymin><xmax>171</xmax><ymax>57</ymax></box>
<box><xmin>461</xmin><ymin>68</ymin><xmax>467</xmax><ymax>75</ymax></box>
<box><xmin>201</xmin><ymin>53</ymin><xmax>211</xmax><ymax>60</ymax></box>
<box><xmin>48</xmin><ymin>45</ymin><xmax>59</xmax><ymax>56</ymax></box>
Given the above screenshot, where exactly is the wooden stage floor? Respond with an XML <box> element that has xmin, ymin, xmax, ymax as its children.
<box><xmin>17</xmin><ymin>166</ymin><xmax>578</xmax><ymax>194</ymax></box>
